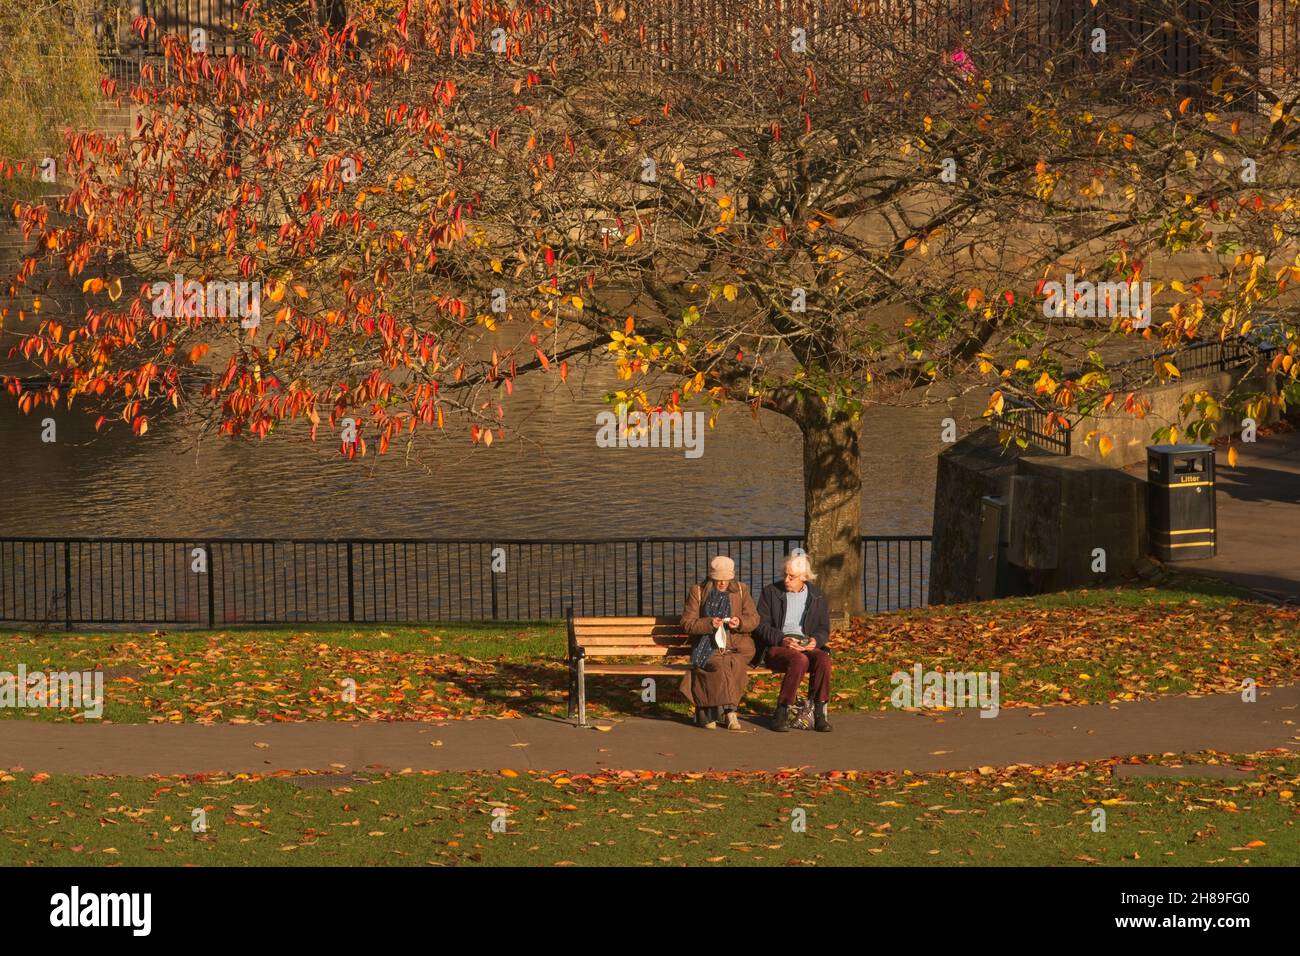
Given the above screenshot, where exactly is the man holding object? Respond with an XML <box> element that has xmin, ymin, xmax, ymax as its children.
<box><xmin>754</xmin><ymin>552</ymin><xmax>833</xmax><ymax>732</ymax></box>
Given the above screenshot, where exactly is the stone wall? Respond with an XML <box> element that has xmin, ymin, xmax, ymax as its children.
<box><xmin>928</xmin><ymin>427</ymin><xmax>1021</xmax><ymax>604</ymax></box>
<box><xmin>929</xmin><ymin>425</ymin><xmax>1150</xmax><ymax>604</ymax></box>
<box><xmin>1070</xmin><ymin>366</ymin><xmax>1276</xmax><ymax>468</ymax></box>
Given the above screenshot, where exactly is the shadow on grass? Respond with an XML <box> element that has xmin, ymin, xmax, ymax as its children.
<box><xmin>441</xmin><ymin>661</ymin><xmax>703</xmax><ymax>725</ymax></box>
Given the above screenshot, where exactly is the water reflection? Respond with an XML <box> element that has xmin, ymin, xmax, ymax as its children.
<box><xmin>1</xmin><ymin>363</ymin><xmax>982</xmax><ymax>538</ymax></box>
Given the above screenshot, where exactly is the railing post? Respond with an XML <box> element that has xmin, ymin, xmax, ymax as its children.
<box><xmin>636</xmin><ymin>540</ymin><xmax>644</xmax><ymax>616</ymax></box>
<box><xmin>490</xmin><ymin>542</ymin><xmax>499</xmax><ymax>620</ymax></box>
<box><xmin>346</xmin><ymin>542</ymin><xmax>355</xmax><ymax>622</ymax></box>
<box><xmin>63</xmin><ymin>540</ymin><xmax>72</xmax><ymax>631</ymax></box>
<box><xmin>205</xmin><ymin>541</ymin><xmax>215</xmax><ymax>627</ymax></box>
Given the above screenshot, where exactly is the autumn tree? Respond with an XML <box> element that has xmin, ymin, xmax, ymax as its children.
<box><xmin>3</xmin><ymin>0</ymin><xmax>1297</xmax><ymax>614</ymax></box>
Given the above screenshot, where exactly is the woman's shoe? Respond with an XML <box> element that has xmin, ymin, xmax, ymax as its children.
<box><xmin>723</xmin><ymin>710</ymin><xmax>742</xmax><ymax>732</ymax></box>
<box><xmin>695</xmin><ymin>706</ymin><xmax>720</xmax><ymax>729</ymax></box>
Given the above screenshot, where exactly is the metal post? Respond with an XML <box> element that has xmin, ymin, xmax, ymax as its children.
<box><xmin>63</xmin><ymin>540</ymin><xmax>72</xmax><ymax>631</ymax></box>
<box><xmin>346</xmin><ymin>542</ymin><xmax>355</xmax><ymax>622</ymax></box>
<box><xmin>490</xmin><ymin>543</ymin><xmax>499</xmax><ymax>620</ymax></box>
<box><xmin>577</xmin><ymin>656</ymin><xmax>587</xmax><ymax>727</ymax></box>
<box><xmin>205</xmin><ymin>542</ymin><xmax>215</xmax><ymax>627</ymax></box>
<box><xmin>636</xmin><ymin>540</ymin><xmax>644</xmax><ymax>616</ymax></box>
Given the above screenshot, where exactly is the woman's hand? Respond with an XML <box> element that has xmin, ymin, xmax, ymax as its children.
<box><xmin>710</xmin><ymin>617</ymin><xmax>725</xmax><ymax>629</ymax></box>
<box><xmin>728</xmin><ymin>616</ymin><xmax>740</xmax><ymax>629</ymax></box>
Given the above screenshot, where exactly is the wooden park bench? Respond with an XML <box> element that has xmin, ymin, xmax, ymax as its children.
<box><xmin>565</xmin><ymin>609</ymin><xmax>761</xmax><ymax>726</ymax></box>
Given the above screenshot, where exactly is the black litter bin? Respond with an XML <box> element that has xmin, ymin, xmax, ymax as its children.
<box><xmin>1147</xmin><ymin>444</ymin><xmax>1216</xmax><ymax>561</ymax></box>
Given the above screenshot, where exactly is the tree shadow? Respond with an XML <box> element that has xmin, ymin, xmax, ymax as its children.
<box><xmin>1214</xmin><ymin>463</ymin><xmax>1300</xmax><ymax>505</ymax></box>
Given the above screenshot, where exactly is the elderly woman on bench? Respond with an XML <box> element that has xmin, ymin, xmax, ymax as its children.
<box><xmin>679</xmin><ymin>555</ymin><xmax>759</xmax><ymax>730</ymax></box>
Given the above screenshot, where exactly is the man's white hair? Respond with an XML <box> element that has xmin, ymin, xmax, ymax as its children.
<box><xmin>784</xmin><ymin>552</ymin><xmax>816</xmax><ymax>581</ymax></box>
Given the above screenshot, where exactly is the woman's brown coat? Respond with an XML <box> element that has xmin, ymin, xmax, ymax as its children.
<box><xmin>678</xmin><ymin>581</ymin><xmax>760</xmax><ymax>708</ymax></box>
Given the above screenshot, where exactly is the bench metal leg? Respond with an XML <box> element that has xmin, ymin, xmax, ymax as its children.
<box><xmin>567</xmin><ymin>664</ymin><xmax>576</xmax><ymax>720</ymax></box>
<box><xmin>576</xmin><ymin>657</ymin><xmax>587</xmax><ymax>728</ymax></box>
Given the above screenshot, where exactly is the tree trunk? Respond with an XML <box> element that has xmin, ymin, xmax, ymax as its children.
<box><xmin>800</xmin><ymin>409</ymin><xmax>864</xmax><ymax>619</ymax></box>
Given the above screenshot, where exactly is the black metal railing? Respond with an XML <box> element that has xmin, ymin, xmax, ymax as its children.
<box><xmin>991</xmin><ymin>394</ymin><xmax>1074</xmax><ymax>455</ymax></box>
<box><xmin>0</xmin><ymin>534</ymin><xmax>931</xmax><ymax>628</ymax></box>
<box><xmin>989</xmin><ymin>332</ymin><xmax>1278</xmax><ymax>455</ymax></box>
<box><xmin>75</xmin><ymin>0</ymin><xmax>1293</xmax><ymax>105</ymax></box>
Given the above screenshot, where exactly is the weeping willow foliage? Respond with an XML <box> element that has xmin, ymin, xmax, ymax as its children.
<box><xmin>0</xmin><ymin>0</ymin><xmax>107</xmax><ymax>199</ymax></box>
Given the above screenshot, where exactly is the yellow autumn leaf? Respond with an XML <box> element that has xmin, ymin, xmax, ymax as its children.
<box><xmin>106</xmin><ymin>277</ymin><xmax>123</xmax><ymax>302</ymax></box>
<box><xmin>1228</xmin><ymin>446</ymin><xmax>1238</xmax><ymax>468</ymax></box>
<box><xmin>1163</xmin><ymin>362</ymin><xmax>1181</xmax><ymax>378</ymax></box>
<box><xmin>723</xmin><ymin>284</ymin><xmax>738</xmax><ymax>302</ymax></box>
<box><xmin>570</xmin><ymin>295</ymin><xmax>584</xmax><ymax>311</ymax></box>
<box><xmin>1098</xmin><ymin>434</ymin><xmax>1114</xmax><ymax>457</ymax></box>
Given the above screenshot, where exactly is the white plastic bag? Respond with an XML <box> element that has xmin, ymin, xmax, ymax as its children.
<box><xmin>713</xmin><ymin>623</ymin><xmax>727</xmax><ymax>649</ymax></box>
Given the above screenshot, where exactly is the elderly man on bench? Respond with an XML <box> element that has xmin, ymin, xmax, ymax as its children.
<box><xmin>753</xmin><ymin>551</ymin><xmax>833</xmax><ymax>733</ymax></box>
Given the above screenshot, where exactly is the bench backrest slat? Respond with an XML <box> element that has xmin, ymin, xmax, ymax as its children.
<box><xmin>572</xmin><ymin>615</ymin><xmax>693</xmax><ymax>657</ymax></box>
<box><xmin>583</xmin><ymin>645</ymin><xmax>691</xmax><ymax>657</ymax></box>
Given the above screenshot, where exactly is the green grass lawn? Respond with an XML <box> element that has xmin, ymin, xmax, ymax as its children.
<box><xmin>0</xmin><ymin>751</ymin><xmax>1294</xmax><ymax>866</ymax></box>
<box><xmin>1</xmin><ymin>571</ymin><xmax>1296</xmax><ymax>724</ymax></box>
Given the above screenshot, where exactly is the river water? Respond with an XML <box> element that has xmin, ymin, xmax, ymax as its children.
<box><xmin>0</xmin><ymin>362</ymin><xmax>983</xmax><ymax>538</ymax></box>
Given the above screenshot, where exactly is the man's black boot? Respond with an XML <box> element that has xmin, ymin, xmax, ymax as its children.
<box><xmin>814</xmin><ymin>701</ymin><xmax>832</xmax><ymax>733</ymax></box>
<box><xmin>771</xmin><ymin>704</ymin><xmax>790</xmax><ymax>732</ymax></box>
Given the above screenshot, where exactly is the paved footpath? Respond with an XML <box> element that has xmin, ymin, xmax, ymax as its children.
<box><xmin>2</xmin><ymin>685</ymin><xmax>1297</xmax><ymax>776</ymax></box>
